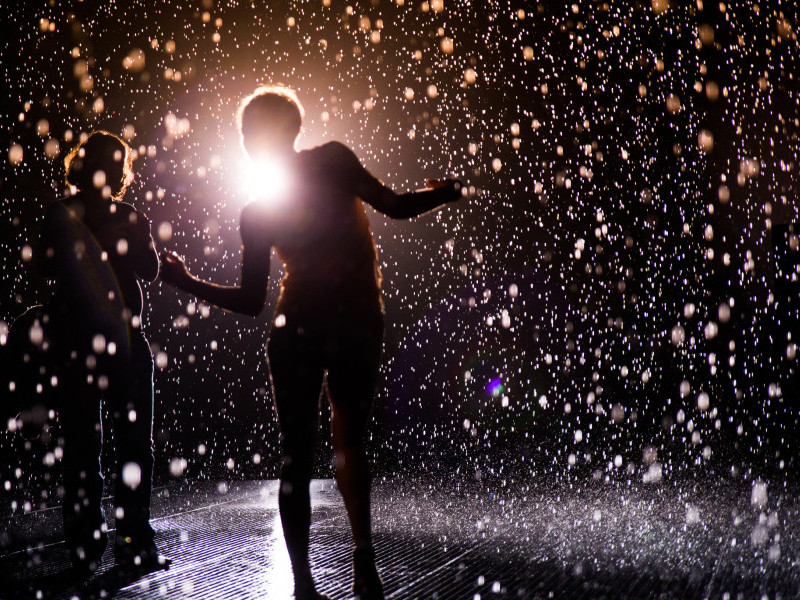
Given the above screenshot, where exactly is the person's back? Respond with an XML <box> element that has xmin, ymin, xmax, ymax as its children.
<box><xmin>242</xmin><ymin>141</ymin><xmax>383</xmax><ymax>322</ymax></box>
<box><xmin>42</xmin><ymin>193</ymin><xmax>153</xmax><ymax>337</ymax></box>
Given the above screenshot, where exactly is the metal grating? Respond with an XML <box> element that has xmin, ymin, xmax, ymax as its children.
<box><xmin>3</xmin><ymin>478</ymin><xmax>800</xmax><ymax>599</ymax></box>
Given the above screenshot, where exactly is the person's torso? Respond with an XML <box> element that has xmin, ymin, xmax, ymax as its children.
<box><xmin>249</xmin><ymin>143</ymin><xmax>383</xmax><ymax>318</ymax></box>
<box><xmin>47</xmin><ymin>196</ymin><xmax>145</xmax><ymax>322</ymax></box>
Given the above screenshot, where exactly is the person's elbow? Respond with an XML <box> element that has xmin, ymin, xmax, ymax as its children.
<box><xmin>374</xmin><ymin>197</ymin><xmax>410</xmax><ymax>219</ymax></box>
<box><xmin>136</xmin><ymin>253</ymin><xmax>160</xmax><ymax>282</ymax></box>
<box><xmin>372</xmin><ymin>197</ymin><xmax>416</xmax><ymax>219</ymax></box>
<box><xmin>238</xmin><ymin>287</ymin><xmax>267</xmax><ymax>317</ymax></box>
<box><xmin>359</xmin><ymin>185</ymin><xmax>405</xmax><ymax>219</ymax></box>
<box><xmin>384</xmin><ymin>204</ymin><xmax>418</xmax><ymax>219</ymax></box>
<box><xmin>240</xmin><ymin>299</ymin><xmax>264</xmax><ymax>317</ymax></box>
<box><xmin>370</xmin><ymin>196</ymin><xmax>418</xmax><ymax>219</ymax></box>
<box><xmin>140</xmin><ymin>262</ymin><xmax>160</xmax><ymax>282</ymax></box>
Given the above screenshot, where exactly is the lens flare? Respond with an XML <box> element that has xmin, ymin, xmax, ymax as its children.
<box><xmin>242</xmin><ymin>157</ymin><xmax>291</xmax><ymax>204</ymax></box>
<box><xmin>486</xmin><ymin>377</ymin><xmax>503</xmax><ymax>397</ymax></box>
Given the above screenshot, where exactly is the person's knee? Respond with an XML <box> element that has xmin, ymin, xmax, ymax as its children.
<box><xmin>333</xmin><ymin>425</ymin><xmax>368</xmax><ymax>455</ymax></box>
<box><xmin>333</xmin><ymin>446</ymin><xmax>370</xmax><ymax>476</ymax></box>
<box><xmin>332</xmin><ymin>407</ymin><xmax>369</xmax><ymax>446</ymax></box>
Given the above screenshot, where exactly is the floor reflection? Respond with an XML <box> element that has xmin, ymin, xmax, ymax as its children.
<box><xmin>259</xmin><ymin>510</ymin><xmax>294</xmax><ymax>598</ymax></box>
<box><xmin>5</xmin><ymin>479</ymin><xmax>800</xmax><ymax>599</ymax></box>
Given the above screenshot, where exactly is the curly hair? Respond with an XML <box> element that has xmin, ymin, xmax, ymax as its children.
<box><xmin>64</xmin><ymin>130</ymin><xmax>134</xmax><ymax>199</ymax></box>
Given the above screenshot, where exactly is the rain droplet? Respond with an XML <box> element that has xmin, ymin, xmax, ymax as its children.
<box><xmin>122</xmin><ymin>462</ymin><xmax>142</xmax><ymax>489</ymax></box>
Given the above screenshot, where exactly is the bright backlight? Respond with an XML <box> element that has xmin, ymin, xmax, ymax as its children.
<box><xmin>243</xmin><ymin>157</ymin><xmax>290</xmax><ymax>204</ymax></box>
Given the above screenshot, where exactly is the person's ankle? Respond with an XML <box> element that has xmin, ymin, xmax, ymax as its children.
<box><xmin>354</xmin><ymin>541</ymin><xmax>374</xmax><ymax>551</ymax></box>
<box><xmin>294</xmin><ymin>575</ymin><xmax>325</xmax><ymax>599</ymax></box>
<box><xmin>354</xmin><ymin>545</ymin><xmax>375</xmax><ymax>558</ymax></box>
<box><xmin>352</xmin><ymin>546</ymin><xmax>384</xmax><ymax>599</ymax></box>
<box><xmin>294</xmin><ymin>567</ymin><xmax>315</xmax><ymax>588</ymax></box>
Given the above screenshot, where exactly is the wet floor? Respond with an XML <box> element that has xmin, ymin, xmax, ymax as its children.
<box><xmin>3</xmin><ymin>477</ymin><xmax>800</xmax><ymax>599</ymax></box>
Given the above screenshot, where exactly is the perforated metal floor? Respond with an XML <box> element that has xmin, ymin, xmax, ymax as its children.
<box><xmin>4</xmin><ymin>478</ymin><xmax>800</xmax><ymax>599</ymax></box>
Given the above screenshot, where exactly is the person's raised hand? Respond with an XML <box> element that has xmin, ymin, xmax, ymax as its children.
<box><xmin>425</xmin><ymin>178</ymin><xmax>463</xmax><ymax>200</ymax></box>
<box><xmin>160</xmin><ymin>250</ymin><xmax>190</xmax><ymax>286</ymax></box>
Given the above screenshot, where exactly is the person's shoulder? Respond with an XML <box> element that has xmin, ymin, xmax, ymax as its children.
<box><xmin>52</xmin><ymin>195</ymin><xmax>78</xmax><ymax>210</ymax></box>
<box><xmin>112</xmin><ymin>200</ymin><xmax>138</xmax><ymax>218</ymax></box>
<box><xmin>113</xmin><ymin>200</ymin><xmax>136</xmax><ymax>212</ymax></box>
<box><xmin>41</xmin><ymin>198</ymin><xmax>83</xmax><ymax>243</ymax></box>
<box><xmin>308</xmin><ymin>140</ymin><xmax>359</xmax><ymax>165</ymax></box>
<box><xmin>112</xmin><ymin>200</ymin><xmax>151</xmax><ymax>228</ymax></box>
<box><xmin>240</xmin><ymin>200</ymin><xmax>273</xmax><ymax>230</ymax></box>
<box><xmin>318</xmin><ymin>140</ymin><xmax>352</xmax><ymax>153</ymax></box>
<box><xmin>44</xmin><ymin>197</ymin><xmax>77</xmax><ymax>221</ymax></box>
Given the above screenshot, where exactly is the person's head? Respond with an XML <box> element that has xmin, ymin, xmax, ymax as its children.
<box><xmin>64</xmin><ymin>130</ymin><xmax>133</xmax><ymax>200</ymax></box>
<box><xmin>238</xmin><ymin>85</ymin><xmax>303</xmax><ymax>159</ymax></box>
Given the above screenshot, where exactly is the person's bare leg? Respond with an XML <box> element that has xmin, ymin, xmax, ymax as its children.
<box><xmin>328</xmin><ymin>380</ymin><xmax>384</xmax><ymax>600</ymax></box>
<box><xmin>331</xmin><ymin>403</ymin><xmax>372</xmax><ymax>548</ymax></box>
<box><xmin>280</xmin><ymin>444</ymin><xmax>330</xmax><ymax>599</ymax></box>
<box><xmin>269</xmin><ymin>329</ymin><xmax>329</xmax><ymax>600</ymax></box>
<box><xmin>325</xmin><ymin>313</ymin><xmax>384</xmax><ymax>599</ymax></box>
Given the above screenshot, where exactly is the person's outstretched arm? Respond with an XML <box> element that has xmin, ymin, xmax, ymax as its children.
<box><xmin>331</xmin><ymin>142</ymin><xmax>463</xmax><ymax>218</ymax></box>
<box><xmin>160</xmin><ymin>203</ymin><xmax>271</xmax><ymax>317</ymax></box>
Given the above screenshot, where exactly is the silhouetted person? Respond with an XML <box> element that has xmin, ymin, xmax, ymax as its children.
<box><xmin>160</xmin><ymin>86</ymin><xmax>463</xmax><ymax>600</ymax></box>
<box><xmin>38</xmin><ymin>131</ymin><xmax>168</xmax><ymax>576</ymax></box>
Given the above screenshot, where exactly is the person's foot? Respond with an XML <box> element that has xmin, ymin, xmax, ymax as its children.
<box><xmin>70</xmin><ymin>535</ymin><xmax>108</xmax><ymax>579</ymax></box>
<box><xmin>294</xmin><ymin>590</ymin><xmax>331</xmax><ymax>600</ymax></box>
<box><xmin>353</xmin><ymin>547</ymin><xmax>384</xmax><ymax>600</ymax></box>
<box><xmin>71</xmin><ymin>554</ymin><xmax>103</xmax><ymax>580</ymax></box>
<box><xmin>294</xmin><ymin>576</ymin><xmax>331</xmax><ymax>600</ymax></box>
<box><xmin>115</xmin><ymin>539</ymin><xmax>171</xmax><ymax>575</ymax></box>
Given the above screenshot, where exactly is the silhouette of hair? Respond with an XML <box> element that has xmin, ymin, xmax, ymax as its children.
<box><xmin>238</xmin><ymin>85</ymin><xmax>304</xmax><ymax>151</ymax></box>
<box><xmin>64</xmin><ymin>131</ymin><xmax>133</xmax><ymax>198</ymax></box>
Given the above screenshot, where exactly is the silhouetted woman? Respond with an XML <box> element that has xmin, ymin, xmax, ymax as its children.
<box><xmin>39</xmin><ymin>131</ymin><xmax>166</xmax><ymax>576</ymax></box>
<box><xmin>161</xmin><ymin>86</ymin><xmax>462</xmax><ymax>600</ymax></box>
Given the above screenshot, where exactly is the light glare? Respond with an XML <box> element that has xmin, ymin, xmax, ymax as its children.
<box><xmin>243</xmin><ymin>158</ymin><xmax>290</xmax><ymax>204</ymax></box>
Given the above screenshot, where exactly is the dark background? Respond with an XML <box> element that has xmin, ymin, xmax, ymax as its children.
<box><xmin>2</xmin><ymin>1</ymin><xmax>799</xmax><ymax>511</ymax></box>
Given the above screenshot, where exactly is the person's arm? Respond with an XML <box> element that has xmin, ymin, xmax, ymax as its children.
<box><xmin>331</xmin><ymin>142</ymin><xmax>463</xmax><ymax>218</ymax></box>
<box><xmin>130</xmin><ymin>210</ymin><xmax>159</xmax><ymax>282</ymax></box>
<box><xmin>93</xmin><ymin>207</ymin><xmax>159</xmax><ymax>281</ymax></box>
<box><xmin>160</xmin><ymin>204</ymin><xmax>271</xmax><ymax>317</ymax></box>
<box><xmin>360</xmin><ymin>177</ymin><xmax>463</xmax><ymax>219</ymax></box>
